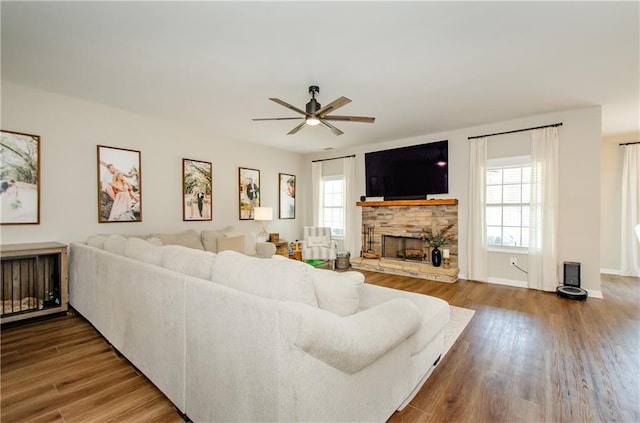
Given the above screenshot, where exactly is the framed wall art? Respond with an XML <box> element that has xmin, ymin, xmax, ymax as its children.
<box><xmin>279</xmin><ymin>173</ymin><xmax>296</xmax><ymax>219</ymax></box>
<box><xmin>183</xmin><ymin>158</ymin><xmax>212</xmax><ymax>221</ymax></box>
<box><xmin>239</xmin><ymin>167</ymin><xmax>260</xmax><ymax>220</ymax></box>
<box><xmin>0</xmin><ymin>130</ymin><xmax>41</xmax><ymax>225</ymax></box>
<box><xmin>97</xmin><ymin>145</ymin><xmax>142</xmax><ymax>223</ymax></box>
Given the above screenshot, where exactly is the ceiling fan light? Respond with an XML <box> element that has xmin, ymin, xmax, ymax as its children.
<box><xmin>306</xmin><ymin>116</ymin><xmax>321</xmax><ymax>126</ymax></box>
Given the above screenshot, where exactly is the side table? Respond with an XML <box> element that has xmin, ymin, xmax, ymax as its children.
<box><xmin>289</xmin><ymin>251</ymin><xmax>302</xmax><ymax>261</ymax></box>
<box><xmin>272</xmin><ymin>241</ymin><xmax>289</xmax><ymax>257</ymax></box>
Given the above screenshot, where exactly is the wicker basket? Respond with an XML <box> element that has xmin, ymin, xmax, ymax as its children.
<box><xmin>336</xmin><ymin>252</ymin><xmax>351</xmax><ymax>269</ymax></box>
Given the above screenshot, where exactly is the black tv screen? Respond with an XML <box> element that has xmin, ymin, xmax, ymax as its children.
<box><xmin>365</xmin><ymin>140</ymin><xmax>448</xmax><ymax>199</ymax></box>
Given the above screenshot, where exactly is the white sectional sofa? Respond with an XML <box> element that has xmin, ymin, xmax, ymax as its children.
<box><xmin>69</xmin><ymin>235</ymin><xmax>450</xmax><ymax>422</ymax></box>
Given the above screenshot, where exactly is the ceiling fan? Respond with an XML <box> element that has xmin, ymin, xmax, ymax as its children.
<box><xmin>252</xmin><ymin>85</ymin><xmax>375</xmax><ymax>136</ymax></box>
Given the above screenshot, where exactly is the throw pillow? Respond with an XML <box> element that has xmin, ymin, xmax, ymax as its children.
<box><xmin>157</xmin><ymin>230</ymin><xmax>205</xmax><ymax>250</ymax></box>
<box><xmin>124</xmin><ymin>237</ymin><xmax>163</xmax><ymax>266</ymax></box>
<box><xmin>217</xmin><ymin>236</ymin><xmax>245</xmax><ymax>254</ymax></box>
<box><xmin>103</xmin><ymin>234</ymin><xmax>128</xmax><ymax>255</ymax></box>
<box><xmin>211</xmin><ymin>251</ymin><xmax>318</xmax><ymax>307</ymax></box>
<box><xmin>161</xmin><ymin>245</ymin><xmax>216</xmax><ymax>280</ymax></box>
<box><xmin>311</xmin><ymin>269</ymin><xmax>365</xmax><ymax>316</ymax></box>
<box><xmin>201</xmin><ymin>225</ymin><xmax>235</xmax><ymax>253</ymax></box>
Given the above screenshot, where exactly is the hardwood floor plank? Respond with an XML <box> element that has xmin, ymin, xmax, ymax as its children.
<box><xmin>1</xmin><ymin>272</ymin><xmax>638</xmax><ymax>422</ymax></box>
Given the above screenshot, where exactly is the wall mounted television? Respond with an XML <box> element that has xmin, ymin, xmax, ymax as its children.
<box><xmin>365</xmin><ymin>140</ymin><xmax>448</xmax><ymax>200</ymax></box>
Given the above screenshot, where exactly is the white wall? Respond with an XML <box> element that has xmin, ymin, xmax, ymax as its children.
<box><xmin>601</xmin><ymin>132</ymin><xmax>639</xmax><ymax>274</ymax></box>
<box><xmin>304</xmin><ymin>106</ymin><xmax>603</xmax><ymax>294</ymax></box>
<box><xmin>0</xmin><ymin>82</ymin><xmax>305</xmax><ymax>245</ymax></box>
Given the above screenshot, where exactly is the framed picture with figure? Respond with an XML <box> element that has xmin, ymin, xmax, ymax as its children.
<box><xmin>239</xmin><ymin>167</ymin><xmax>260</xmax><ymax>220</ymax></box>
<box><xmin>97</xmin><ymin>145</ymin><xmax>142</xmax><ymax>223</ymax></box>
<box><xmin>183</xmin><ymin>158</ymin><xmax>212</xmax><ymax>221</ymax></box>
<box><xmin>279</xmin><ymin>173</ymin><xmax>295</xmax><ymax>219</ymax></box>
<box><xmin>0</xmin><ymin>130</ymin><xmax>41</xmax><ymax>225</ymax></box>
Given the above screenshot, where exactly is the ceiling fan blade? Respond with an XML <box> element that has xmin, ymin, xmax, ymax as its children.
<box><xmin>322</xmin><ymin>115</ymin><xmax>376</xmax><ymax>123</ymax></box>
<box><xmin>287</xmin><ymin>121</ymin><xmax>307</xmax><ymax>135</ymax></box>
<box><xmin>316</xmin><ymin>96</ymin><xmax>351</xmax><ymax>116</ymax></box>
<box><xmin>320</xmin><ymin>119</ymin><xmax>344</xmax><ymax>136</ymax></box>
<box><xmin>269</xmin><ymin>98</ymin><xmax>308</xmax><ymax>116</ymax></box>
<box><xmin>252</xmin><ymin>117</ymin><xmax>304</xmax><ymax>121</ymax></box>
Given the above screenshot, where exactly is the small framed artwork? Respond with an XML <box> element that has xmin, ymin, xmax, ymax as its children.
<box><xmin>97</xmin><ymin>145</ymin><xmax>142</xmax><ymax>223</ymax></box>
<box><xmin>183</xmin><ymin>158</ymin><xmax>212</xmax><ymax>221</ymax></box>
<box><xmin>239</xmin><ymin>167</ymin><xmax>260</xmax><ymax>220</ymax></box>
<box><xmin>0</xmin><ymin>130</ymin><xmax>41</xmax><ymax>225</ymax></box>
<box><xmin>279</xmin><ymin>173</ymin><xmax>296</xmax><ymax>219</ymax></box>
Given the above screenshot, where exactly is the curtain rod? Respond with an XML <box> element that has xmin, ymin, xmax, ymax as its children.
<box><xmin>311</xmin><ymin>154</ymin><xmax>356</xmax><ymax>163</ymax></box>
<box><xmin>468</xmin><ymin>122</ymin><xmax>563</xmax><ymax>140</ymax></box>
<box><xmin>619</xmin><ymin>141</ymin><xmax>640</xmax><ymax>146</ymax></box>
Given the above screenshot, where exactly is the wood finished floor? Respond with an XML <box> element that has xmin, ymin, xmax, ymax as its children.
<box><xmin>1</xmin><ymin>273</ymin><xmax>638</xmax><ymax>423</ymax></box>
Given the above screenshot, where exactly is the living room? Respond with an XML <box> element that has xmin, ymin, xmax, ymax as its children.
<box><xmin>1</xmin><ymin>2</ymin><xmax>639</xmax><ymax>422</ymax></box>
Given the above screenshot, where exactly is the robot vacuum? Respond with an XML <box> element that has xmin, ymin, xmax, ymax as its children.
<box><xmin>556</xmin><ymin>261</ymin><xmax>588</xmax><ymax>301</ymax></box>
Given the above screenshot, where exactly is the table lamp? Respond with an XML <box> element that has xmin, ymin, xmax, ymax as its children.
<box><xmin>254</xmin><ymin>207</ymin><xmax>273</xmax><ymax>242</ymax></box>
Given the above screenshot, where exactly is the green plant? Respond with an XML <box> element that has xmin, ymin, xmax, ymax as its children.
<box><xmin>422</xmin><ymin>224</ymin><xmax>455</xmax><ymax>248</ymax></box>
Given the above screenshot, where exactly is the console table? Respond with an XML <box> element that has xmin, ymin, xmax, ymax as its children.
<box><xmin>0</xmin><ymin>242</ymin><xmax>69</xmax><ymax>324</ymax></box>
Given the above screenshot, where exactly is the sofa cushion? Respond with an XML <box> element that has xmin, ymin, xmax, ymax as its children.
<box><xmin>156</xmin><ymin>230</ymin><xmax>204</xmax><ymax>250</ymax></box>
<box><xmin>212</xmin><ymin>251</ymin><xmax>318</xmax><ymax>307</ymax></box>
<box><xmin>161</xmin><ymin>245</ymin><xmax>216</xmax><ymax>280</ymax></box>
<box><xmin>217</xmin><ymin>236</ymin><xmax>244</xmax><ymax>254</ymax></box>
<box><xmin>124</xmin><ymin>237</ymin><xmax>163</xmax><ymax>266</ymax></box>
<box><xmin>87</xmin><ymin>234</ymin><xmax>108</xmax><ymax>249</ymax></box>
<box><xmin>103</xmin><ymin>234</ymin><xmax>128</xmax><ymax>255</ymax></box>
<box><xmin>146</xmin><ymin>237</ymin><xmax>163</xmax><ymax>247</ymax></box>
<box><xmin>201</xmin><ymin>226</ymin><xmax>234</xmax><ymax>253</ymax></box>
<box><xmin>311</xmin><ymin>269</ymin><xmax>365</xmax><ymax>316</ymax></box>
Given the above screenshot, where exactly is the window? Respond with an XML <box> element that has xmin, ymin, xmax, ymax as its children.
<box><xmin>320</xmin><ymin>176</ymin><xmax>344</xmax><ymax>238</ymax></box>
<box><xmin>486</xmin><ymin>157</ymin><xmax>530</xmax><ymax>248</ymax></box>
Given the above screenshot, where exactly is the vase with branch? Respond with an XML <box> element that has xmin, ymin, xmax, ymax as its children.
<box><xmin>422</xmin><ymin>224</ymin><xmax>455</xmax><ymax>267</ymax></box>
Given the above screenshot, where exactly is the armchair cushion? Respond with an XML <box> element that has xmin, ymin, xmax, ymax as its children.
<box><xmin>307</xmin><ymin>236</ymin><xmax>329</xmax><ymax>248</ymax></box>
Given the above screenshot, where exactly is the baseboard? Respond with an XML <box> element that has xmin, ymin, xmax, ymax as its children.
<box><xmin>587</xmin><ymin>289</ymin><xmax>603</xmax><ymax>299</ymax></box>
<box><xmin>487</xmin><ymin>277</ymin><xmax>528</xmax><ymax>288</ymax></box>
<box><xmin>600</xmin><ymin>268</ymin><xmax>622</xmax><ymax>275</ymax></box>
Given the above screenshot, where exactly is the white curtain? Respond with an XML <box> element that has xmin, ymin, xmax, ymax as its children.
<box><xmin>342</xmin><ymin>156</ymin><xmax>358</xmax><ymax>256</ymax></box>
<box><xmin>621</xmin><ymin>144</ymin><xmax>640</xmax><ymax>276</ymax></box>
<box><xmin>467</xmin><ymin>137</ymin><xmax>488</xmax><ymax>281</ymax></box>
<box><xmin>528</xmin><ymin>127</ymin><xmax>559</xmax><ymax>291</ymax></box>
<box><xmin>311</xmin><ymin>161</ymin><xmax>323</xmax><ymax>226</ymax></box>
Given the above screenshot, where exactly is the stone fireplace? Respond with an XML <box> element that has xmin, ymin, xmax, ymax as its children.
<box><xmin>352</xmin><ymin>199</ymin><xmax>459</xmax><ymax>282</ymax></box>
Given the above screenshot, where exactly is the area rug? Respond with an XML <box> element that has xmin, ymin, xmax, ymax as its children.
<box><xmin>443</xmin><ymin>305</ymin><xmax>475</xmax><ymax>357</ymax></box>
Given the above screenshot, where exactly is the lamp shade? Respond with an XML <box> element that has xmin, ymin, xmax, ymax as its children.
<box><xmin>253</xmin><ymin>207</ymin><xmax>273</xmax><ymax>221</ymax></box>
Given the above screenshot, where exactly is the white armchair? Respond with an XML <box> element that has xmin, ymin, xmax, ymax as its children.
<box><xmin>302</xmin><ymin>226</ymin><xmax>337</xmax><ymax>269</ymax></box>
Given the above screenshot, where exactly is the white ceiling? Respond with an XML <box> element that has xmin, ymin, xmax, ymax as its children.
<box><xmin>2</xmin><ymin>1</ymin><xmax>638</xmax><ymax>153</ymax></box>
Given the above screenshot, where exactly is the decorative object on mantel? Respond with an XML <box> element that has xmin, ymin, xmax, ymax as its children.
<box><xmin>422</xmin><ymin>224</ymin><xmax>455</xmax><ymax>268</ymax></box>
<box><xmin>442</xmin><ymin>248</ymin><xmax>451</xmax><ymax>269</ymax></box>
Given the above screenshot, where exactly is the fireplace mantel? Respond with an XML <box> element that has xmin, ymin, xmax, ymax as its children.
<box><xmin>356</xmin><ymin>199</ymin><xmax>457</xmax><ymax>207</ymax></box>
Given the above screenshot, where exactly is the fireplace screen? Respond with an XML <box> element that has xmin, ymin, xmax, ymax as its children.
<box><xmin>382</xmin><ymin>235</ymin><xmax>427</xmax><ymax>262</ymax></box>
